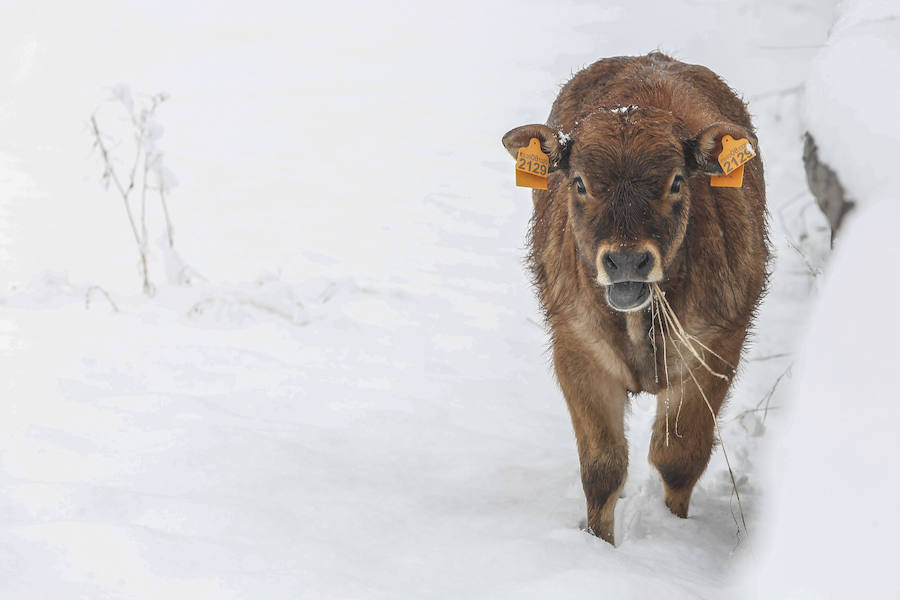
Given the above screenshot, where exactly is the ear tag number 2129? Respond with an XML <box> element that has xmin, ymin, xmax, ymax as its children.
<box><xmin>710</xmin><ymin>135</ymin><xmax>756</xmax><ymax>188</ymax></box>
<box><xmin>515</xmin><ymin>138</ymin><xmax>550</xmax><ymax>190</ymax></box>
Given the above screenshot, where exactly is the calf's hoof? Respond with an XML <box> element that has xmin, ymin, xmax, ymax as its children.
<box><xmin>663</xmin><ymin>485</ymin><xmax>692</xmax><ymax>519</ymax></box>
<box><xmin>586</xmin><ymin>519</ymin><xmax>616</xmax><ymax>546</ymax></box>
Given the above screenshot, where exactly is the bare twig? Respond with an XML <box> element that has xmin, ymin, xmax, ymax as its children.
<box><xmin>85</xmin><ymin>285</ymin><xmax>120</xmax><ymax>312</ymax></box>
<box><xmin>91</xmin><ymin>90</ymin><xmax>176</xmax><ymax>295</ymax></box>
<box><xmin>90</xmin><ymin>115</ymin><xmax>142</xmax><ymax>248</ymax></box>
<box><xmin>786</xmin><ymin>238</ymin><xmax>824</xmax><ymax>278</ymax></box>
<box><xmin>756</xmin><ymin>364</ymin><xmax>792</xmax><ymax>423</ymax></box>
<box><xmin>778</xmin><ymin>193</ymin><xmax>826</xmax><ymax>279</ymax></box>
<box><xmin>141</xmin><ymin>152</ymin><xmax>150</xmax><ymax>251</ymax></box>
<box><xmin>728</xmin><ymin>406</ymin><xmax>783</xmax><ymax>424</ymax></box>
<box><xmin>748</xmin><ymin>352</ymin><xmax>791</xmax><ymax>362</ymax></box>
<box><xmin>160</xmin><ymin>187</ymin><xmax>174</xmax><ymax>248</ymax></box>
<box><xmin>91</xmin><ymin>113</ymin><xmax>152</xmax><ymax>294</ymax></box>
<box><xmin>526</xmin><ymin>316</ymin><xmax>544</xmax><ymax>330</ymax></box>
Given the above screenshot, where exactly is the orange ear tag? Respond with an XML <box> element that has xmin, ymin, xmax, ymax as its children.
<box><xmin>515</xmin><ymin>138</ymin><xmax>549</xmax><ymax>190</ymax></box>
<box><xmin>710</xmin><ymin>164</ymin><xmax>744</xmax><ymax>187</ymax></box>
<box><xmin>710</xmin><ymin>135</ymin><xmax>756</xmax><ymax>188</ymax></box>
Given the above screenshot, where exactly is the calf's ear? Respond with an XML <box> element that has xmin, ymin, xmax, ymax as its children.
<box><xmin>501</xmin><ymin>124</ymin><xmax>569</xmax><ymax>171</ymax></box>
<box><xmin>683</xmin><ymin>122</ymin><xmax>758</xmax><ymax>175</ymax></box>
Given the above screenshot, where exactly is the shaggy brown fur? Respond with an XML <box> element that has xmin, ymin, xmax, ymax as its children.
<box><xmin>502</xmin><ymin>52</ymin><xmax>768</xmax><ymax>545</ymax></box>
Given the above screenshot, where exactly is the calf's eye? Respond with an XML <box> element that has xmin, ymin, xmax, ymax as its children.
<box><xmin>670</xmin><ymin>175</ymin><xmax>684</xmax><ymax>194</ymax></box>
<box><xmin>574</xmin><ymin>176</ymin><xmax>586</xmax><ymax>194</ymax></box>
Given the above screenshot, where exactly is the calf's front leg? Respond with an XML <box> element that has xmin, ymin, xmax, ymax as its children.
<box><xmin>649</xmin><ymin>366</ymin><xmax>732</xmax><ymax>518</ymax></box>
<box><xmin>553</xmin><ymin>342</ymin><xmax>628</xmax><ymax>545</ymax></box>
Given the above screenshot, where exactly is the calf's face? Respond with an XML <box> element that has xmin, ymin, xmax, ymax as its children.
<box><xmin>503</xmin><ymin>107</ymin><xmax>754</xmax><ymax>312</ymax></box>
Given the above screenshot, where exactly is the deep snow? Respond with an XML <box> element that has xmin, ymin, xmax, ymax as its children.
<box><xmin>753</xmin><ymin>192</ymin><xmax>900</xmax><ymax>600</ymax></box>
<box><xmin>751</xmin><ymin>1</ymin><xmax>900</xmax><ymax>596</ymax></box>
<box><xmin>0</xmin><ymin>1</ymin><xmax>843</xmax><ymax>598</ymax></box>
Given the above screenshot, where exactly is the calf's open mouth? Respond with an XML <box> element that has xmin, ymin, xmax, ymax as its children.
<box><xmin>605</xmin><ymin>281</ymin><xmax>651</xmax><ymax>312</ymax></box>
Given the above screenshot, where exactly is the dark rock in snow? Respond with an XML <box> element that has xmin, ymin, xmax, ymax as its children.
<box><xmin>802</xmin><ymin>132</ymin><xmax>854</xmax><ymax>242</ymax></box>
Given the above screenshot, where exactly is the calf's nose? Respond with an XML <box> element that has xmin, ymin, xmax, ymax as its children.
<box><xmin>602</xmin><ymin>251</ymin><xmax>654</xmax><ymax>282</ymax></box>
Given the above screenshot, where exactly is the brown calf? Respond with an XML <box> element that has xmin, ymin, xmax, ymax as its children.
<box><xmin>502</xmin><ymin>52</ymin><xmax>768</xmax><ymax>545</ymax></box>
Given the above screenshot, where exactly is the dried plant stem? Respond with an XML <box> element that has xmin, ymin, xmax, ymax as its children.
<box><xmin>651</xmin><ymin>284</ymin><xmax>750</xmax><ymax>544</ymax></box>
<box><xmin>654</xmin><ymin>294</ymin><xmax>685</xmax><ymax>443</ymax></box>
<box><xmin>85</xmin><ymin>285</ymin><xmax>120</xmax><ymax>312</ymax></box>
<box><xmin>160</xmin><ymin>188</ymin><xmax>174</xmax><ymax>248</ymax></box>
<box><xmin>748</xmin><ymin>352</ymin><xmax>790</xmax><ymax>363</ymax></box>
<box><xmin>675</xmin><ymin>372</ymin><xmax>685</xmax><ymax>438</ymax></box>
<box><xmin>653</xmin><ymin>284</ymin><xmax>729</xmax><ymax>380</ymax></box>
<box><xmin>650</xmin><ymin>294</ymin><xmax>673</xmax><ymax>446</ymax></box>
<box><xmin>141</xmin><ymin>156</ymin><xmax>150</xmax><ymax>250</ymax></box>
<box><xmin>649</xmin><ymin>303</ymin><xmax>658</xmax><ymax>383</ymax></box>
<box><xmin>756</xmin><ymin>364</ymin><xmax>791</xmax><ymax>423</ymax></box>
<box><xmin>683</xmin><ymin>348</ymin><xmax>749</xmax><ymax>544</ymax></box>
<box><xmin>91</xmin><ymin>114</ymin><xmax>152</xmax><ymax>295</ymax></box>
<box><xmin>90</xmin><ymin>115</ymin><xmax>142</xmax><ymax>249</ymax></box>
<box><xmin>91</xmin><ymin>96</ymin><xmax>173</xmax><ymax>297</ymax></box>
<box><xmin>682</xmin><ymin>332</ymin><xmax>735</xmax><ymax>371</ymax></box>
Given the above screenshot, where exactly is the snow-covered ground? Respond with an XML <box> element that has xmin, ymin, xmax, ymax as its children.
<box><xmin>0</xmin><ymin>1</ymin><xmax>842</xmax><ymax>598</ymax></box>
<box><xmin>751</xmin><ymin>1</ymin><xmax>900</xmax><ymax>597</ymax></box>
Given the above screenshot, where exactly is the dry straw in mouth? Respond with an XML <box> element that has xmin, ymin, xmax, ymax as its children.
<box><xmin>649</xmin><ymin>283</ymin><xmax>750</xmax><ymax>545</ymax></box>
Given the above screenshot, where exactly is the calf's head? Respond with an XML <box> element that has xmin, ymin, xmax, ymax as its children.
<box><xmin>503</xmin><ymin>107</ymin><xmax>755</xmax><ymax>312</ymax></box>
